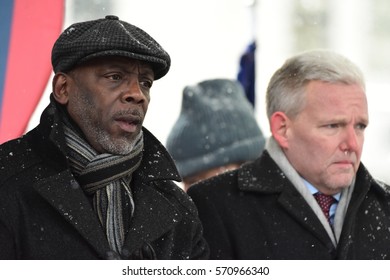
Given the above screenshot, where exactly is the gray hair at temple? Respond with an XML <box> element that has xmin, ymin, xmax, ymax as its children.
<box><xmin>266</xmin><ymin>49</ymin><xmax>366</xmax><ymax>120</ymax></box>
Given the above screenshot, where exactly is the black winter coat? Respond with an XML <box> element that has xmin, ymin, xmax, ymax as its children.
<box><xmin>188</xmin><ymin>151</ymin><xmax>390</xmax><ymax>259</ymax></box>
<box><xmin>0</xmin><ymin>103</ymin><xmax>209</xmax><ymax>260</ymax></box>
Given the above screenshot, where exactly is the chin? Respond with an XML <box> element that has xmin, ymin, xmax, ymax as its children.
<box><xmin>333</xmin><ymin>177</ymin><xmax>354</xmax><ymax>190</ymax></box>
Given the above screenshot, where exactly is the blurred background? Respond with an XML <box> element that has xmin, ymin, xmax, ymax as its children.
<box><xmin>2</xmin><ymin>0</ymin><xmax>390</xmax><ymax>183</ymax></box>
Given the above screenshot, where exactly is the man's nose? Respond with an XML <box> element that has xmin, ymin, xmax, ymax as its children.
<box><xmin>121</xmin><ymin>80</ymin><xmax>147</xmax><ymax>104</ymax></box>
<box><xmin>341</xmin><ymin>125</ymin><xmax>360</xmax><ymax>153</ymax></box>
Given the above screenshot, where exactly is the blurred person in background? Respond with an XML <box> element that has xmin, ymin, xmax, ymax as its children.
<box><xmin>166</xmin><ymin>78</ymin><xmax>265</xmax><ymax>191</ymax></box>
<box><xmin>188</xmin><ymin>50</ymin><xmax>390</xmax><ymax>259</ymax></box>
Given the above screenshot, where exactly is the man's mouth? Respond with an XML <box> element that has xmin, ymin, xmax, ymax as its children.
<box><xmin>333</xmin><ymin>160</ymin><xmax>355</xmax><ymax>170</ymax></box>
<box><xmin>114</xmin><ymin>116</ymin><xmax>141</xmax><ymax>133</ymax></box>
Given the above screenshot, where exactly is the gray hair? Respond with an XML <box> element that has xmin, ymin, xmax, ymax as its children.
<box><xmin>266</xmin><ymin>49</ymin><xmax>366</xmax><ymax>119</ymax></box>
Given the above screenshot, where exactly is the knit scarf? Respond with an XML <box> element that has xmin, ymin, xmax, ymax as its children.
<box><xmin>62</xmin><ymin>119</ymin><xmax>143</xmax><ymax>256</ymax></box>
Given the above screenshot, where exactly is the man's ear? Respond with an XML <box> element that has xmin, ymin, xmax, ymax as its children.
<box><xmin>52</xmin><ymin>73</ymin><xmax>70</xmax><ymax>105</ymax></box>
<box><xmin>270</xmin><ymin>112</ymin><xmax>290</xmax><ymax>149</ymax></box>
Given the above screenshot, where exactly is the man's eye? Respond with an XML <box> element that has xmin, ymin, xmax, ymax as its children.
<box><xmin>140</xmin><ymin>80</ymin><xmax>153</xmax><ymax>89</ymax></box>
<box><xmin>356</xmin><ymin>123</ymin><xmax>367</xmax><ymax>130</ymax></box>
<box><xmin>107</xmin><ymin>74</ymin><xmax>122</xmax><ymax>80</ymax></box>
<box><xmin>325</xmin><ymin>123</ymin><xmax>339</xmax><ymax>129</ymax></box>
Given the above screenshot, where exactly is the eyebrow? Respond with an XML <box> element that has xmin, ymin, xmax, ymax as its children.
<box><xmin>138</xmin><ymin>66</ymin><xmax>154</xmax><ymax>77</ymax></box>
<box><xmin>102</xmin><ymin>62</ymin><xmax>154</xmax><ymax>76</ymax></box>
<box><xmin>320</xmin><ymin>116</ymin><xmax>369</xmax><ymax>125</ymax></box>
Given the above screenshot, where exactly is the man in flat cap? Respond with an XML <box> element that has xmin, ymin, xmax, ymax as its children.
<box><xmin>0</xmin><ymin>15</ymin><xmax>209</xmax><ymax>260</ymax></box>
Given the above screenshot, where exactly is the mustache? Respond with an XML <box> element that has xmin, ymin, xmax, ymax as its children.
<box><xmin>112</xmin><ymin>109</ymin><xmax>144</xmax><ymax>126</ymax></box>
<box><xmin>334</xmin><ymin>153</ymin><xmax>358</xmax><ymax>164</ymax></box>
<box><xmin>113</xmin><ymin>108</ymin><xmax>144</xmax><ymax>119</ymax></box>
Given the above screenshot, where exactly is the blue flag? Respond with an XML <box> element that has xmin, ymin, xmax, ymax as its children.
<box><xmin>237</xmin><ymin>41</ymin><xmax>256</xmax><ymax>108</ymax></box>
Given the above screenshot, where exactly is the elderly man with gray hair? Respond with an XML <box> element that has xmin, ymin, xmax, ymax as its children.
<box><xmin>188</xmin><ymin>49</ymin><xmax>390</xmax><ymax>259</ymax></box>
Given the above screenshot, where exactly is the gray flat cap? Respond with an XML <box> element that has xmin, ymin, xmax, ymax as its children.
<box><xmin>51</xmin><ymin>15</ymin><xmax>170</xmax><ymax>80</ymax></box>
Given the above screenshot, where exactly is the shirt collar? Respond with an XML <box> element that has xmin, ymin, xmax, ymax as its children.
<box><xmin>302</xmin><ymin>178</ymin><xmax>341</xmax><ymax>202</ymax></box>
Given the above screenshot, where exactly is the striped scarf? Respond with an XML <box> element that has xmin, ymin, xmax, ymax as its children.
<box><xmin>62</xmin><ymin>120</ymin><xmax>143</xmax><ymax>256</ymax></box>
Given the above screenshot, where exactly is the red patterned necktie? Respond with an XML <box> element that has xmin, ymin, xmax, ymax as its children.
<box><xmin>314</xmin><ymin>193</ymin><xmax>335</xmax><ymax>223</ymax></box>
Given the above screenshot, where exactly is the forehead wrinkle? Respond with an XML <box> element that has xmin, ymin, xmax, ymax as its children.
<box><xmin>119</xmin><ymin>61</ymin><xmax>154</xmax><ymax>79</ymax></box>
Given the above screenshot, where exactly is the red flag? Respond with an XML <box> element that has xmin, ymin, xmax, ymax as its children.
<box><xmin>0</xmin><ymin>0</ymin><xmax>64</xmax><ymax>143</ymax></box>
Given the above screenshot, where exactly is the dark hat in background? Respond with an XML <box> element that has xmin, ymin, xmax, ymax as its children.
<box><xmin>166</xmin><ymin>78</ymin><xmax>265</xmax><ymax>178</ymax></box>
<box><xmin>51</xmin><ymin>15</ymin><xmax>170</xmax><ymax>80</ymax></box>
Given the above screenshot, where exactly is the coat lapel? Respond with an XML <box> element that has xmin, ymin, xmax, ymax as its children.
<box><xmin>33</xmin><ymin>170</ymin><xmax>111</xmax><ymax>258</ymax></box>
<box><xmin>122</xmin><ymin>181</ymin><xmax>181</xmax><ymax>255</ymax></box>
<box><xmin>277</xmin><ymin>185</ymin><xmax>335</xmax><ymax>249</ymax></box>
<box><xmin>240</xmin><ymin>152</ymin><xmax>335</xmax><ymax>249</ymax></box>
<box><xmin>120</xmin><ymin>127</ymin><xmax>183</xmax><ymax>255</ymax></box>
